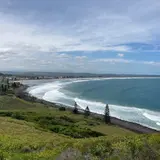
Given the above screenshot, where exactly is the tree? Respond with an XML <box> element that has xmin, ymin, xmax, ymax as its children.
<box><xmin>1</xmin><ymin>84</ymin><xmax>7</xmax><ymax>93</ymax></box>
<box><xmin>31</xmin><ymin>96</ymin><xmax>36</xmax><ymax>102</ymax></box>
<box><xmin>84</xmin><ymin>106</ymin><xmax>90</xmax><ymax>117</ymax></box>
<box><xmin>12</xmin><ymin>82</ymin><xmax>17</xmax><ymax>88</ymax></box>
<box><xmin>104</xmin><ymin>104</ymin><xmax>110</xmax><ymax>123</ymax></box>
<box><xmin>73</xmin><ymin>102</ymin><xmax>78</xmax><ymax>114</ymax></box>
<box><xmin>6</xmin><ymin>78</ymin><xmax>10</xmax><ymax>88</ymax></box>
<box><xmin>0</xmin><ymin>84</ymin><xmax>3</xmax><ymax>94</ymax></box>
<box><xmin>4</xmin><ymin>85</ymin><xmax>7</xmax><ymax>92</ymax></box>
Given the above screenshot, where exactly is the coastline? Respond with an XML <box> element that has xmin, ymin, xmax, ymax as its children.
<box><xmin>16</xmin><ymin>84</ymin><xmax>159</xmax><ymax>134</ymax></box>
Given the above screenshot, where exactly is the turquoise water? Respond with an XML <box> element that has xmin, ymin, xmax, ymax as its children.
<box><xmin>26</xmin><ymin>78</ymin><xmax>160</xmax><ymax>130</ymax></box>
<box><xmin>63</xmin><ymin>78</ymin><xmax>160</xmax><ymax>111</ymax></box>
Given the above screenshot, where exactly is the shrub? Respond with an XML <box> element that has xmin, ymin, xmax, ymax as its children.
<box><xmin>59</xmin><ymin>106</ymin><xmax>66</xmax><ymax>111</ymax></box>
<box><xmin>21</xmin><ymin>146</ymin><xmax>32</xmax><ymax>153</ymax></box>
<box><xmin>60</xmin><ymin>116</ymin><xmax>75</xmax><ymax>123</ymax></box>
<box><xmin>0</xmin><ymin>152</ymin><xmax>4</xmax><ymax>160</ymax></box>
<box><xmin>48</xmin><ymin>125</ymin><xmax>104</xmax><ymax>138</ymax></box>
<box><xmin>90</xmin><ymin>140</ymin><xmax>113</xmax><ymax>159</ymax></box>
<box><xmin>138</xmin><ymin>142</ymin><xmax>160</xmax><ymax>160</ymax></box>
<box><xmin>0</xmin><ymin>112</ymin><xmax>12</xmax><ymax>117</ymax></box>
<box><xmin>38</xmin><ymin>118</ymin><xmax>51</xmax><ymax>127</ymax></box>
<box><xmin>11</xmin><ymin>112</ymin><xmax>25</xmax><ymax>120</ymax></box>
<box><xmin>127</xmin><ymin>139</ymin><xmax>160</xmax><ymax>160</ymax></box>
<box><xmin>57</xmin><ymin>148</ymin><xmax>82</xmax><ymax>160</ymax></box>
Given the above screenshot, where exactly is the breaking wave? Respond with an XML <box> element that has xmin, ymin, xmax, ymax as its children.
<box><xmin>26</xmin><ymin>77</ymin><xmax>160</xmax><ymax>130</ymax></box>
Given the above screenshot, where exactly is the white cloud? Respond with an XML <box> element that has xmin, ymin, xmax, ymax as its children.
<box><xmin>75</xmin><ymin>56</ymin><xmax>87</xmax><ymax>60</ymax></box>
<box><xmin>93</xmin><ymin>58</ymin><xmax>160</xmax><ymax>66</ymax></box>
<box><xmin>142</xmin><ymin>61</ymin><xmax>160</xmax><ymax>66</ymax></box>
<box><xmin>1</xmin><ymin>0</ymin><xmax>160</xmax><ymax>54</ymax></box>
<box><xmin>0</xmin><ymin>48</ymin><xmax>159</xmax><ymax>73</ymax></box>
<box><xmin>56</xmin><ymin>53</ymin><xmax>71</xmax><ymax>58</ymax></box>
<box><xmin>117</xmin><ymin>53</ymin><xmax>124</xmax><ymax>57</ymax></box>
<box><xmin>0</xmin><ymin>12</ymin><xmax>131</xmax><ymax>53</ymax></box>
<box><xmin>92</xmin><ymin>58</ymin><xmax>132</xmax><ymax>64</ymax></box>
<box><xmin>0</xmin><ymin>0</ymin><xmax>160</xmax><ymax>74</ymax></box>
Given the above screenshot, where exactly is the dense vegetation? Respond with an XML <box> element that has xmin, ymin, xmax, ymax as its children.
<box><xmin>0</xmin><ymin>93</ymin><xmax>159</xmax><ymax>159</ymax></box>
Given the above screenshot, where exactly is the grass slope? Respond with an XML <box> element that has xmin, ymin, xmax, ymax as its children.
<box><xmin>0</xmin><ymin>117</ymin><xmax>73</xmax><ymax>159</ymax></box>
<box><xmin>0</xmin><ymin>95</ymin><xmax>159</xmax><ymax>160</ymax></box>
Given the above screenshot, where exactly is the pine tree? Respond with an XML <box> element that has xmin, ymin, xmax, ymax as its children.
<box><xmin>12</xmin><ymin>82</ymin><xmax>17</xmax><ymax>88</ymax></box>
<box><xmin>1</xmin><ymin>84</ymin><xmax>7</xmax><ymax>93</ymax></box>
<box><xmin>0</xmin><ymin>84</ymin><xmax>2</xmax><ymax>93</ymax></box>
<box><xmin>84</xmin><ymin>106</ymin><xmax>90</xmax><ymax>117</ymax></box>
<box><xmin>1</xmin><ymin>84</ymin><xmax>3</xmax><ymax>91</ymax></box>
<box><xmin>104</xmin><ymin>104</ymin><xmax>110</xmax><ymax>123</ymax></box>
<box><xmin>6</xmin><ymin>79</ymin><xmax>9</xmax><ymax>88</ymax></box>
<box><xmin>73</xmin><ymin>102</ymin><xmax>78</xmax><ymax>114</ymax></box>
<box><xmin>4</xmin><ymin>85</ymin><xmax>7</xmax><ymax>92</ymax></box>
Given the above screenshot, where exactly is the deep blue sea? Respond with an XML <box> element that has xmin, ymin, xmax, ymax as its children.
<box><xmin>24</xmin><ymin>77</ymin><xmax>160</xmax><ymax>130</ymax></box>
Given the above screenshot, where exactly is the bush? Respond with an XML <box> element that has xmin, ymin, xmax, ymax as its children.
<box><xmin>0</xmin><ymin>152</ymin><xmax>4</xmax><ymax>160</ymax></box>
<box><xmin>127</xmin><ymin>139</ymin><xmax>160</xmax><ymax>160</ymax></box>
<box><xmin>59</xmin><ymin>106</ymin><xmax>66</xmax><ymax>111</ymax></box>
<box><xmin>57</xmin><ymin>148</ymin><xmax>85</xmax><ymax>160</ymax></box>
<box><xmin>21</xmin><ymin>146</ymin><xmax>32</xmax><ymax>153</ymax></box>
<box><xmin>38</xmin><ymin>118</ymin><xmax>51</xmax><ymax>128</ymax></box>
<box><xmin>90</xmin><ymin>141</ymin><xmax>113</xmax><ymax>157</ymax></box>
<box><xmin>48</xmin><ymin>125</ymin><xmax>104</xmax><ymax>138</ymax></box>
<box><xmin>60</xmin><ymin>116</ymin><xmax>75</xmax><ymax>123</ymax></box>
<box><xmin>11</xmin><ymin>112</ymin><xmax>25</xmax><ymax>120</ymax></box>
<box><xmin>0</xmin><ymin>112</ymin><xmax>12</xmax><ymax>117</ymax></box>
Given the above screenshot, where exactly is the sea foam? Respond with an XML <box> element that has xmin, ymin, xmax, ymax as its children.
<box><xmin>27</xmin><ymin>77</ymin><xmax>160</xmax><ymax>130</ymax></box>
<box><xmin>74</xmin><ymin>97</ymin><xmax>160</xmax><ymax>130</ymax></box>
<box><xmin>143</xmin><ymin>112</ymin><xmax>160</xmax><ymax>125</ymax></box>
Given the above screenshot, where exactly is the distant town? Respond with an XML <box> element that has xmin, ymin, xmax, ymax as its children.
<box><xmin>1</xmin><ymin>71</ymin><xmax>160</xmax><ymax>82</ymax></box>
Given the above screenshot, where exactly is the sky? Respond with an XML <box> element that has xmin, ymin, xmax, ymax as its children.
<box><xmin>0</xmin><ymin>0</ymin><xmax>160</xmax><ymax>74</ymax></box>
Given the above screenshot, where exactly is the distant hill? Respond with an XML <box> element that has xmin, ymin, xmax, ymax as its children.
<box><xmin>1</xmin><ymin>71</ymin><xmax>160</xmax><ymax>78</ymax></box>
<box><xmin>1</xmin><ymin>71</ymin><xmax>101</xmax><ymax>77</ymax></box>
<box><xmin>0</xmin><ymin>73</ymin><xmax>4</xmax><ymax>76</ymax></box>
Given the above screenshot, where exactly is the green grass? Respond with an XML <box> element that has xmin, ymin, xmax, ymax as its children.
<box><xmin>0</xmin><ymin>95</ymin><xmax>159</xmax><ymax>160</ymax></box>
<box><xmin>0</xmin><ymin>117</ymin><xmax>73</xmax><ymax>159</ymax></box>
<box><xmin>0</xmin><ymin>95</ymin><xmax>134</xmax><ymax>137</ymax></box>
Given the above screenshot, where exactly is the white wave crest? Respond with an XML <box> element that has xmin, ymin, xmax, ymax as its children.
<box><xmin>157</xmin><ymin>122</ymin><xmax>160</xmax><ymax>126</ymax></box>
<box><xmin>143</xmin><ymin>112</ymin><xmax>160</xmax><ymax>123</ymax></box>
<box><xmin>27</xmin><ymin>79</ymin><xmax>92</xmax><ymax>100</ymax></box>
<box><xmin>74</xmin><ymin>98</ymin><xmax>160</xmax><ymax>130</ymax></box>
<box><xmin>26</xmin><ymin>78</ymin><xmax>160</xmax><ymax>130</ymax></box>
<box><xmin>26</xmin><ymin>76</ymin><xmax>160</xmax><ymax>98</ymax></box>
<box><xmin>28</xmin><ymin>81</ymin><xmax>62</xmax><ymax>98</ymax></box>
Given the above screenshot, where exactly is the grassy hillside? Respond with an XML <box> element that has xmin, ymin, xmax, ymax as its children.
<box><xmin>0</xmin><ymin>95</ymin><xmax>159</xmax><ymax>160</ymax></box>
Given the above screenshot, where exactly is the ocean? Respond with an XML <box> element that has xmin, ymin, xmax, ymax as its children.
<box><xmin>23</xmin><ymin>77</ymin><xmax>160</xmax><ymax>131</ymax></box>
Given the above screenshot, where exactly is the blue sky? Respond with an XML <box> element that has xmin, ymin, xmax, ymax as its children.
<box><xmin>0</xmin><ymin>0</ymin><xmax>160</xmax><ymax>74</ymax></box>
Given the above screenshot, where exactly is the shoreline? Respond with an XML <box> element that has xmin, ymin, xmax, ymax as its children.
<box><xmin>15</xmin><ymin>84</ymin><xmax>160</xmax><ymax>134</ymax></box>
